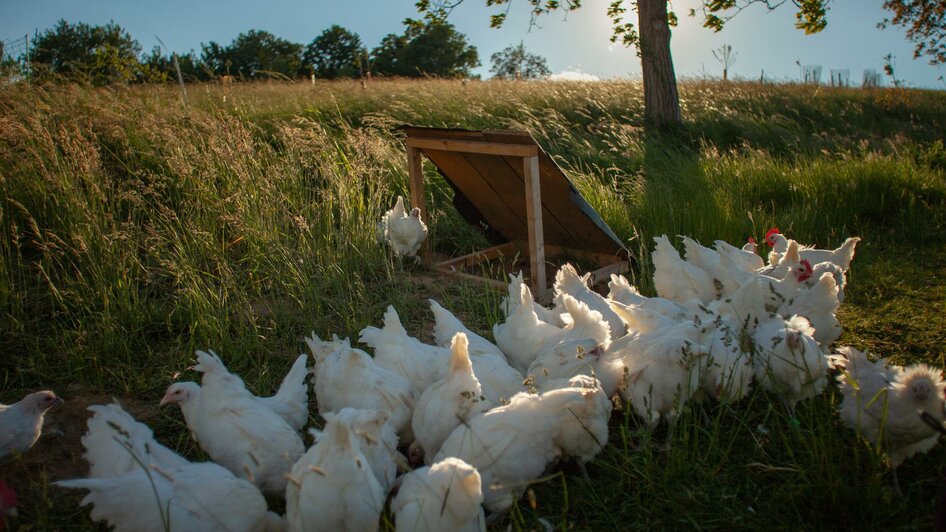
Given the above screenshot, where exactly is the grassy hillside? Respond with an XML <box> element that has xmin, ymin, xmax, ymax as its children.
<box><xmin>1</xmin><ymin>78</ymin><xmax>945</xmax><ymax>530</ymax></box>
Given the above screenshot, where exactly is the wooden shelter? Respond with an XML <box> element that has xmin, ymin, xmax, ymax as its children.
<box><xmin>403</xmin><ymin>126</ymin><xmax>629</xmax><ymax>300</ymax></box>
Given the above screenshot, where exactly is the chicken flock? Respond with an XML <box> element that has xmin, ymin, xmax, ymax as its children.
<box><xmin>3</xmin><ymin>206</ymin><xmax>946</xmax><ymax>530</ymax></box>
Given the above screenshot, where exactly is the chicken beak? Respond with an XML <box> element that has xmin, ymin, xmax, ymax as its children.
<box><xmin>159</xmin><ymin>392</ymin><xmax>174</xmax><ymax>406</ymax></box>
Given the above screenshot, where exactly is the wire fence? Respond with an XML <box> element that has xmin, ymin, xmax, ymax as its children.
<box><xmin>1</xmin><ymin>34</ymin><xmax>30</xmax><ymax>82</ymax></box>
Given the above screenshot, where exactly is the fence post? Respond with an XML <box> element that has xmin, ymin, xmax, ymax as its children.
<box><xmin>24</xmin><ymin>34</ymin><xmax>30</xmax><ymax>83</ymax></box>
<box><xmin>172</xmin><ymin>53</ymin><xmax>187</xmax><ymax>105</ymax></box>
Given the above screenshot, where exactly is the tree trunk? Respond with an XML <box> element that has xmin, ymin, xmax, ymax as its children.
<box><xmin>637</xmin><ymin>0</ymin><xmax>681</xmax><ymax>128</ymax></box>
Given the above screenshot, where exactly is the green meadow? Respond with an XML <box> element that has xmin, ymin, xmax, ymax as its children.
<box><xmin>1</xmin><ymin>78</ymin><xmax>945</xmax><ymax>529</ymax></box>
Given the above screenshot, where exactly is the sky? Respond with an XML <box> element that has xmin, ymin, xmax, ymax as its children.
<box><xmin>1</xmin><ymin>0</ymin><xmax>944</xmax><ymax>88</ymax></box>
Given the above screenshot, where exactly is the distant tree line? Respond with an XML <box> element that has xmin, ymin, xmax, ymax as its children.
<box><xmin>17</xmin><ymin>19</ymin><xmax>492</xmax><ymax>85</ymax></box>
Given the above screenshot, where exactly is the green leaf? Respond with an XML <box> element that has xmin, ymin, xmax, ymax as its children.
<box><xmin>703</xmin><ymin>13</ymin><xmax>725</xmax><ymax>32</ymax></box>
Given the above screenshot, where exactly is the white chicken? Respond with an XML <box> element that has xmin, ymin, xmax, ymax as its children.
<box><xmin>608</xmin><ymin>296</ymin><xmax>752</xmax><ymax>403</ymax></box>
<box><xmin>703</xmin><ymin>273</ymin><xmax>767</xmax><ymax>331</ymax></box>
<box><xmin>58</xmin><ymin>403</ymin><xmax>279</xmax><ymax>532</ymax></box>
<box><xmin>651</xmin><ymin>234</ymin><xmax>717</xmax><ymax>304</ymax></box>
<box><xmin>778</xmin><ymin>271</ymin><xmax>842</xmax><ymax>347</ymax></box>
<box><xmin>79</xmin><ymin>402</ymin><xmax>188</xmax><ymax>478</ymax></box>
<box><xmin>412</xmin><ymin>333</ymin><xmax>492</xmax><ymax>463</ymax></box>
<box><xmin>305</xmin><ymin>333</ymin><xmax>416</xmax><ymax>441</ymax></box>
<box><xmin>763</xmin><ymin>227</ymin><xmax>797</xmax><ymax>263</ymax></box>
<box><xmin>764</xmin><ymin>227</ymin><xmax>860</xmax><ymax>274</ymax></box>
<box><xmin>434</xmin><ymin>396</ymin><xmax>557</xmax><ymax>513</ymax></box>
<box><xmin>545</xmin><ymin>375</ymin><xmax>613</xmax><ymax>461</ymax></box>
<box><xmin>167</xmin><ymin>350</ymin><xmax>309</xmax><ymax>431</ymax></box>
<box><xmin>500</xmin><ymin>272</ymin><xmax>566</xmax><ymax>326</ymax></box>
<box><xmin>216</xmin><ymin>352</ymin><xmax>309</xmax><ymax>431</ymax></box>
<box><xmin>161</xmin><ymin>350</ymin><xmax>304</xmax><ymax>494</ymax></box>
<box><xmin>833</xmin><ymin>346</ymin><xmax>946</xmax><ymax>482</ymax></box>
<box><xmin>764</xmin><ymin>236</ymin><xmax>851</xmax><ymax>304</ymax></box>
<box><xmin>709</xmin><ymin>244</ymin><xmax>817</xmax><ymax>333</ymax></box>
<box><xmin>309</xmin><ymin>408</ymin><xmax>401</xmax><ymax>492</ymax></box>
<box><xmin>493</xmin><ymin>282</ymin><xmax>563</xmax><ymax>374</ymax></box>
<box><xmin>392</xmin><ymin>457</ymin><xmax>486</xmax><ymax>532</ymax></box>
<box><xmin>258</xmin><ymin>354</ymin><xmax>311</xmax><ymax>431</ymax></box>
<box><xmin>538</xmin><ymin>295</ymin><xmax>612</xmax><ymax>355</ymax></box>
<box><xmin>752</xmin><ymin>315</ymin><xmax>828</xmax><ymax>410</ymax></box>
<box><xmin>57</xmin><ymin>462</ymin><xmax>276</xmax><ymax>532</ymax></box>
<box><xmin>0</xmin><ymin>390</ymin><xmax>62</xmax><ymax>460</ymax></box>
<box><xmin>696</xmin><ymin>315</ymin><xmax>754</xmax><ymax>402</ymax></box>
<box><xmin>758</xmin><ymin>242</ymin><xmax>811</xmax><ymax>304</ymax></box>
<box><xmin>608</xmin><ymin>299</ymin><xmax>686</xmax><ymax>336</ymax></box>
<box><xmin>553</xmin><ymin>264</ymin><xmax>626</xmax><ymax>339</ymax></box>
<box><xmin>681</xmin><ymin>236</ymin><xmax>749</xmax><ymax>298</ymax></box>
<box><xmin>429</xmin><ymin>299</ymin><xmax>526</xmax><ymax>404</ymax></box>
<box><xmin>382</xmin><ymin>195</ymin><xmax>428</xmax><ymax>261</ymax></box>
<box><xmin>714</xmin><ymin>237</ymin><xmax>764</xmax><ymax>271</ymax></box>
<box><xmin>429</xmin><ymin>299</ymin><xmax>506</xmax><ymax>360</ymax></box>
<box><xmin>286</xmin><ymin>413</ymin><xmax>384</xmax><ymax>532</ymax></box>
<box><xmin>742</xmin><ymin>236</ymin><xmax>758</xmax><ymax>253</ymax></box>
<box><xmin>810</xmin><ymin>260</ymin><xmax>849</xmax><ymax>303</ymax></box>
<box><xmin>435</xmin><ymin>383</ymin><xmax>609</xmax><ymax>512</ymax></box>
<box><xmin>527</xmin><ymin>338</ymin><xmax>623</xmax><ymax>395</ymax></box>
<box><xmin>607</xmin><ymin>322</ymin><xmax>709</xmax><ymax>426</ymax></box>
<box><xmin>359</xmin><ymin>305</ymin><xmax>447</xmax><ymax>395</ymax></box>
<box><xmin>606</xmin><ymin>273</ymin><xmax>642</xmax><ymax>306</ymax></box>
<box><xmin>607</xmin><ymin>274</ymin><xmax>694</xmax><ymax>324</ymax></box>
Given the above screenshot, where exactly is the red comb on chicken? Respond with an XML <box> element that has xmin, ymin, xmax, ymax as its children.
<box><xmin>740</xmin><ymin>235</ymin><xmax>759</xmax><ymax>254</ymax></box>
<box><xmin>0</xmin><ymin>480</ymin><xmax>17</xmax><ymax>524</ymax></box>
<box><xmin>764</xmin><ymin>227</ymin><xmax>781</xmax><ymax>246</ymax></box>
<box><xmin>796</xmin><ymin>259</ymin><xmax>813</xmax><ymax>282</ymax></box>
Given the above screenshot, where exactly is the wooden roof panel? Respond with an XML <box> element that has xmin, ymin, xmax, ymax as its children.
<box><xmin>422</xmin><ymin>148</ymin><xmax>527</xmax><ymax>243</ymax></box>
<box><xmin>497</xmin><ymin>153</ymin><xmax>587</xmax><ymax>246</ymax></box>
<box><xmin>401</xmin><ymin>126</ymin><xmax>628</xmax><ymax>258</ymax></box>
<box><xmin>459</xmin><ymin>151</ymin><xmax>574</xmax><ymax>244</ymax></box>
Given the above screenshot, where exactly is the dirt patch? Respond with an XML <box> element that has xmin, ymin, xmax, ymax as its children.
<box><xmin>0</xmin><ymin>391</ymin><xmax>158</xmax><ymax>521</ymax></box>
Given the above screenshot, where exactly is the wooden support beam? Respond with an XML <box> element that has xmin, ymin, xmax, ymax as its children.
<box><xmin>434</xmin><ymin>242</ymin><xmax>519</xmax><ymax>270</ymax></box>
<box><xmin>523</xmin><ymin>155</ymin><xmax>546</xmax><ymax>299</ymax></box>
<box><xmin>544</xmin><ymin>244</ymin><xmax>627</xmax><ymax>267</ymax></box>
<box><xmin>587</xmin><ymin>261</ymin><xmax>631</xmax><ymax>287</ymax></box>
<box><xmin>433</xmin><ymin>268</ymin><xmax>509</xmax><ymax>291</ymax></box>
<box><xmin>407</xmin><ymin>137</ymin><xmax>538</xmax><ymax>158</ymax></box>
<box><xmin>406</xmin><ymin>146</ymin><xmax>430</xmax><ymax>266</ymax></box>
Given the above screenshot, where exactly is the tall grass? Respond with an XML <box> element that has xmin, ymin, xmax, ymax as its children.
<box><xmin>1</xmin><ymin>78</ymin><xmax>945</xmax><ymax>529</ymax></box>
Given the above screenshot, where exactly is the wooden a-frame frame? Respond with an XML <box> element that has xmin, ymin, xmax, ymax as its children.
<box><xmin>403</xmin><ymin>127</ymin><xmax>629</xmax><ymax>300</ymax></box>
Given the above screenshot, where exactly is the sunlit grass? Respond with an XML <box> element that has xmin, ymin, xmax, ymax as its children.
<box><xmin>1</xmin><ymin>78</ymin><xmax>945</xmax><ymax>529</ymax></box>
